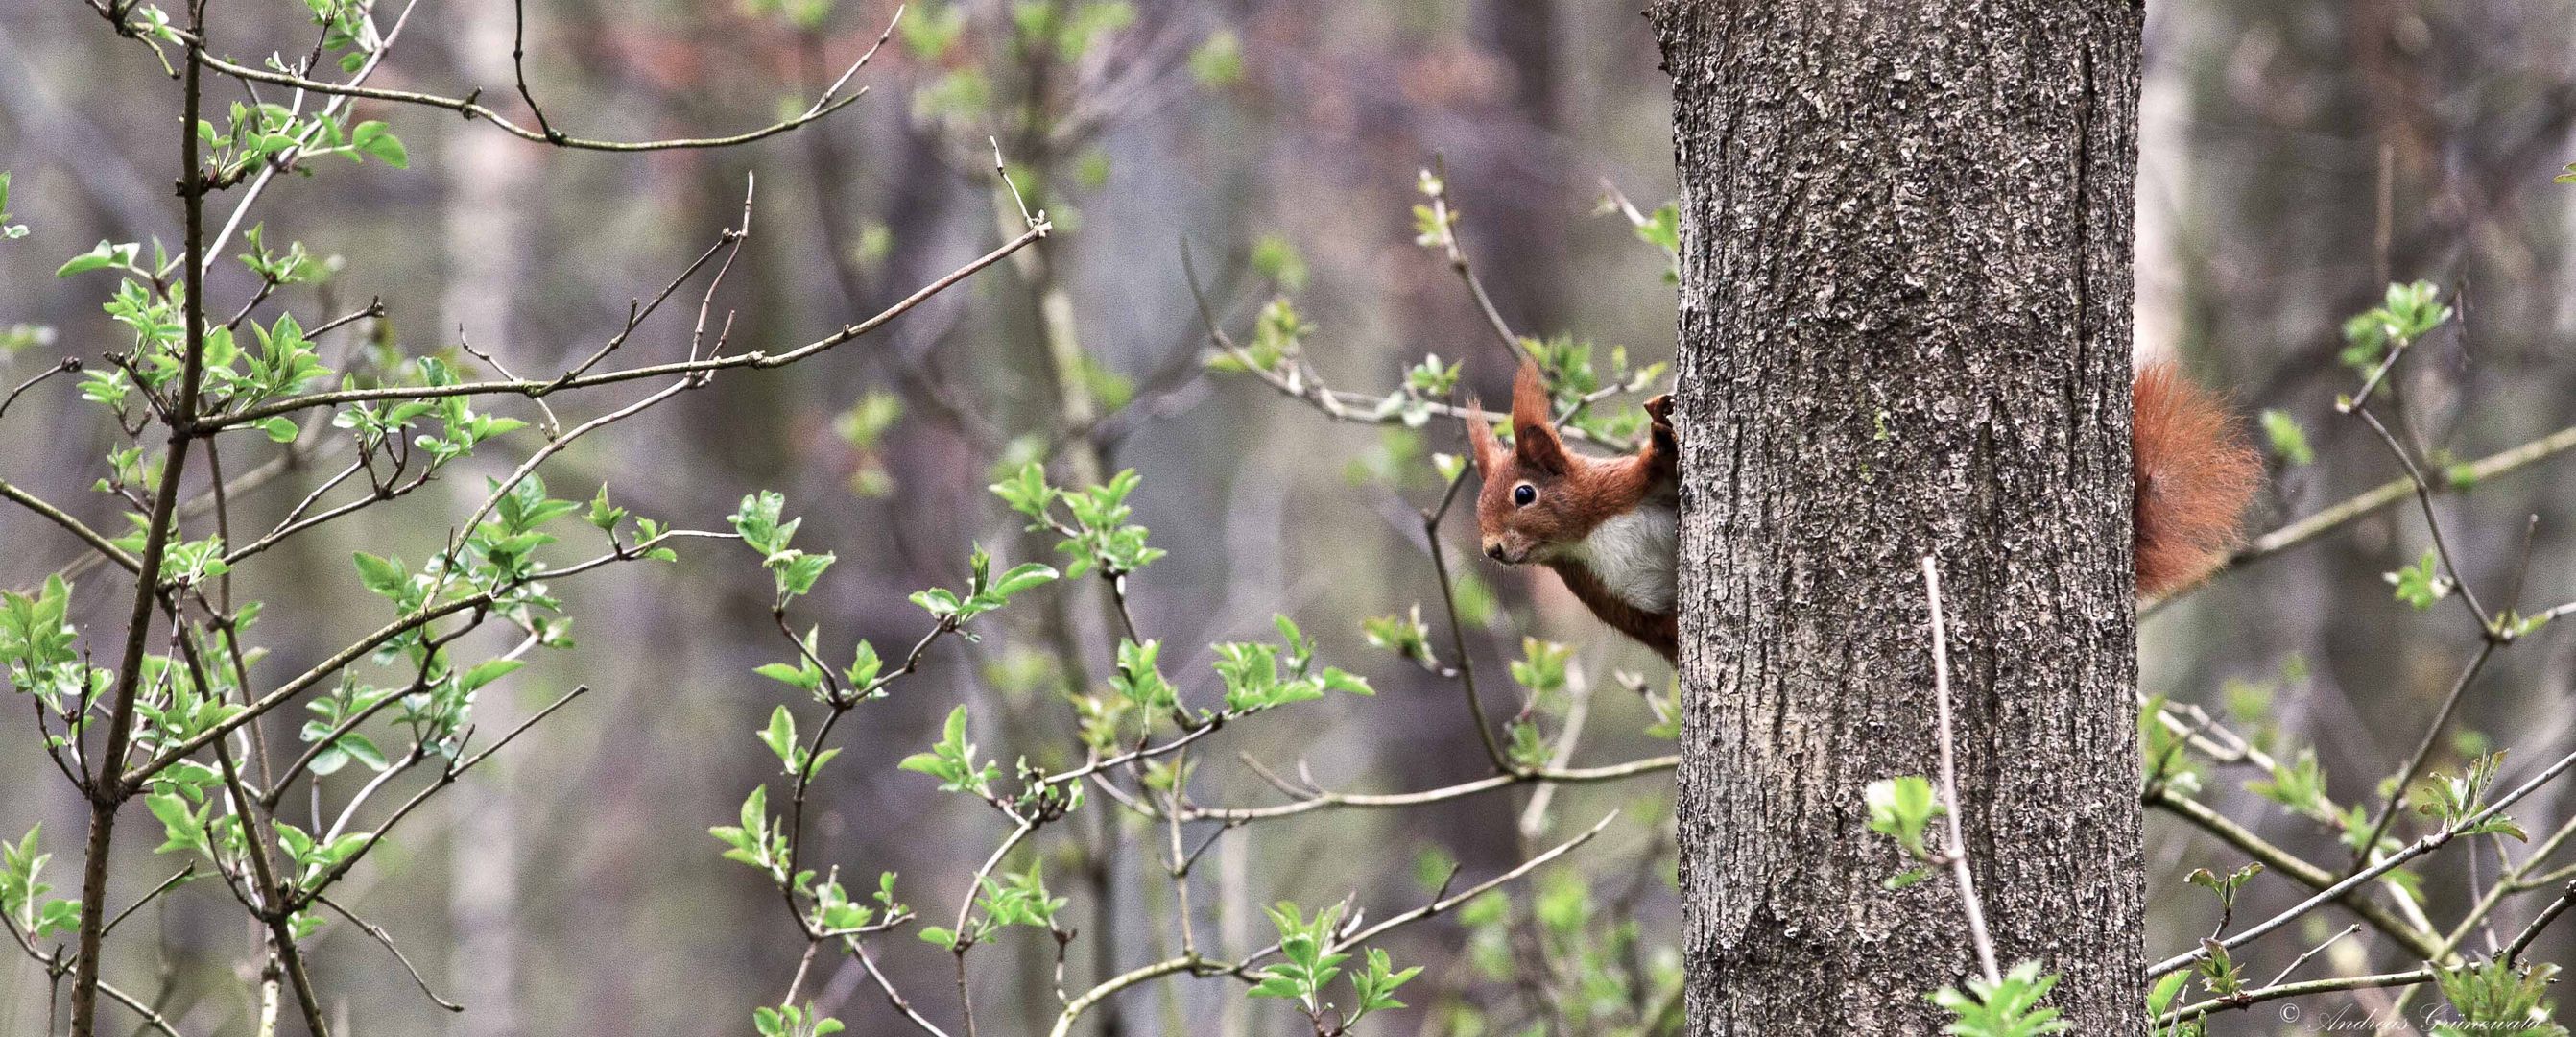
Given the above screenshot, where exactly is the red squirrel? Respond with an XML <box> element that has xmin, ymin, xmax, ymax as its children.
<box><xmin>1467</xmin><ymin>361</ymin><xmax>2262</xmax><ymax>662</ymax></box>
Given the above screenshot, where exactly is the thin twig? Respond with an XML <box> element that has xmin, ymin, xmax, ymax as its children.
<box><xmin>854</xmin><ymin>940</ymin><xmax>957</xmax><ymax>1037</ymax></box>
<box><xmin>1423</xmin><ymin>493</ymin><xmax>1510</xmax><ymax>772</ymax></box>
<box><xmin>2165</xmin><ymin>880</ymin><xmax>2576</xmax><ymax>1028</ymax></box>
<box><xmin>508</xmin><ymin>0</ymin><xmax>558</xmax><ymax>141</ymax></box>
<box><xmin>105</xmin><ymin>12</ymin><xmax>894</xmax><ymax>154</ymax></box>
<box><xmin>1169</xmin><ymin>755</ymin><xmax>1676</xmax><ymax>824</ymax></box>
<box><xmin>97</xmin><ymin>868</ymin><xmax>192</xmax><ymax>941</ymax></box>
<box><xmin>2348</xmin><ymin>640</ymin><xmax>2498</xmax><ymax>873</ymax></box>
<box><xmin>208</xmin><ymin>223</ymin><xmax>1045</xmax><ymax>430</ymax></box>
<box><xmin>0</xmin><ymin>356</ymin><xmax>82</xmax><ymax>420</ymax></box>
<box><xmin>0</xmin><ymin>479</ymin><xmax>143</xmax><ymax>575</ymax></box>
<box><xmin>312</xmin><ymin>894</ymin><xmax>463</xmax><ymax>1011</ymax></box>
<box><xmin>2149</xmin><ymin>421</ymin><xmax>2576</xmax><ymax>612</ymax></box>
<box><xmin>197</xmin><ymin>0</ymin><xmax>425</xmax><ymax>274</ymax></box>
<box><xmin>1921</xmin><ymin>557</ymin><xmax>2000</xmax><ymax>987</ymax></box>
<box><xmin>2265</xmin><ymin>923</ymin><xmax>2357</xmax><ymax>987</ymax></box>
<box><xmin>287</xmin><ymin>686</ymin><xmax>590</xmax><ymax>911</ymax></box>
<box><xmin>1419</xmin><ymin>157</ymin><xmax>1525</xmax><ymax>362</ymax></box>
<box><xmin>2502</xmin><ymin>880</ymin><xmax>2576</xmax><ymax>965</ymax></box>
<box><xmin>2158</xmin><ymin>969</ymin><xmax>2433</xmax><ymax>1027</ymax></box>
<box><xmin>2352</xmin><ymin>405</ymin><xmax>2493</xmax><ymax>629</ymax></box>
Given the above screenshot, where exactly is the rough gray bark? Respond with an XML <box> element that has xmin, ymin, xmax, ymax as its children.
<box><xmin>1650</xmin><ymin>2</ymin><xmax>2149</xmax><ymax>1032</ymax></box>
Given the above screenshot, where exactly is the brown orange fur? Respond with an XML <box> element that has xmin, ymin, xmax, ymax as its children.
<box><xmin>1468</xmin><ymin>359</ymin><xmax>2260</xmax><ymax>660</ymax></box>
<box><xmin>1468</xmin><ymin>361</ymin><xmax>1681</xmax><ymax>660</ymax></box>
<box><xmin>2133</xmin><ymin>363</ymin><xmax>2263</xmax><ymax>595</ymax></box>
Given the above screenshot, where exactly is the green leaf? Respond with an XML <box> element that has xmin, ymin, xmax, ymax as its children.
<box><xmin>2389</xmin><ymin>550</ymin><xmax>2451</xmax><ymax>611</ymax></box>
<box><xmin>145</xmin><ymin>792</ymin><xmax>204</xmax><ymax>855</ymax></box>
<box><xmin>351</xmin><ymin>551</ymin><xmax>407</xmax><ymax>597</ymax></box>
<box><xmin>760</xmin><ymin>706</ymin><xmax>798</xmax><ymax>768</ymax></box>
<box><xmin>458</xmin><ymin>659</ymin><xmax>523</xmax><ymax>691</ymax></box>
<box><xmin>1864</xmin><ymin>775</ymin><xmax>1944</xmax><ymax>861</ymax></box>
<box><xmin>1187</xmin><ymin>29</ymin><xmax>1243</xmax><ymax>87</ymax></box>
<box><xmin>775</xmin><ymin>551</ymin><xmax>835</xmax><ymax>598</ymax></box>
<box><xmin>1318</xmin><ymin>667</ymin><xmax>1372</xmax><ymax>696</ymax></box>
<box><xmin>350</xmin><ymin>121</ymin><xmax>408</xmax><ymax>168</ymax></box>
<box><xmin>1883</xmin><ymin>866</ymin><xmax>1936</xmax><ymax>891</ymax></box>
<box><xmin>2183</xmin><ymin>861</ymin><xmax>2264</xmax><ymax>914</ymax></box>
<box><xmin>2247</xmin><ymin>747</ymin><xmax>2335</xmax><ymax>824</ymax></box>
<box><xmin>755</xmin><ymin>661</ymin><xmax>822</xmax><ymax>692</ymax></box>
<box><xmin>985</xmin><ymin>562</ymin><xmax>1060</xmax><ymax>600</ymax></box>
<box><xmin>334</xmin><ymin>733</ymin><xmax>388</xmax><ymax>773</ymax></box>
<box><xmin>586</xmin><ymin>485</ymin><xmax>627</xmax><ymax>531</ymax></box>
<box><xmin>2145</xmin><ymin>971</ymin><xmax>2190</xmax><ymax>1019</ymax></box>
<box><xmin>988</xmin><ymin>462</ymin><xmax>1056</xmax><ymax>520</ymax></box>
<box><xmin>844</xmin><ymin>640</ymin><xmax>882</xmax><ymax>690</ymax></box>
<box><xmin>1636</xmin><ymin>203</ymin><xmax>1681</xmax><ymax>253</ymax></box>
<box><xmin>56</xmin><ymin>241</ymin><xmax>131</xmax><ymax>277</ymax></box>
<box><xmin>910</xmin><ymin>587</ymin><xmax>962</xmax><ymax>619</ymax></box>
<box><xmin>1929</xmin><ymin>961</ymin><xmax>2072</xmax><ymax>1036</ymax></box>
<box><xmin>2259</xmin><ymin>409</ymin><xmax>2312</xmax><ymax>466</ymax></box>
<box><xmin>2430</xmin><ymin>959</ymin><xmax>2566</xmax><ymax>1037</ymax></box>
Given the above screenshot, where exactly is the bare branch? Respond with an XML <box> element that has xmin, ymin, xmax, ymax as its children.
<box><xmin>109</xmin><ymin>11</ymin><xmax>900</xmax><ymax>155</ymax></box>
<box><xmin>1168</xmin><ymin>755</ymin><xmax>1675</xmax><ymax>824</ymax></box>
<box><xmin>209</xmin><ymin>223</ymin><xmax>1047</xmax><ymax>430</ymax></box>
<box><xmin>0</xmin><ymin>478</ymin><xmax>143</xmax><ymax>576</ymax></box>
<box><xmin>71</xmin><ymin>12</ymin><xmax>219</xmax><ymax>1025</ymax></box>
<box><xmin>1042</xmin><ymin>811</ymin><xmax>1618</xmax><ymax>1037</ymax></box>
<box><xmin>2265</xmin><ymin>924</ymin><xmax>2358</xmax><ymax>988</ymax></box>
<box><xmin>854</xmin><ymin>939</ymin><xmax>958</xmax><ymax>1037</ymax></box>
<box><xmin>0</xmin><ymin>356</ymin><xmax>82</xmax><ymax>420</ymax></box>
<box><xmin>2151</xmin><ymin>745</ymin><xmax>2576</xmax><ymax>977</ymax></box>
<box><xmin>313</xmin><ymin>894</ymin><xmax>464</xmax><ymax>1012</ymax></box>
<box><xmin>2348</xmin><ymin>640</ymin><xmax>2498</xmax><ymax>874</ymax></box>
<box><xmin>286</xmin><ymin>686</ymin><xmax>591</xmax><ymax>912</ymax></box>
<box><xmin>2503</xmin><ymin>880</ymin><xmax>2576</xmax><ymax>966</ymax></box>
<box><xmin>2145</xmin><ymin>788</ymin><xmax>2443</xmax><ymax>960</ymax></box>
<box><xmin>2152</xmin><ymin>421</ymin><xmax>2576</xmax><ymax>613</ymax></box>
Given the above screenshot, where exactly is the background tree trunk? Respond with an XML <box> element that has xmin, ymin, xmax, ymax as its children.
<box><xmin>441</xmin><ymin>0</ymin><xmax>537</xmax><ymax>1030</ymax></box>
<box><xmin>1651</xmin><ymin>2</ymin><xmax>2149</xmax><ymax>1031</ymax></box>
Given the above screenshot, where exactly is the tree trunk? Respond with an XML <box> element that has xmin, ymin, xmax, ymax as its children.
<box><xmin>1650</xmin><ymin>3</ymin><xmax>2148</xmax><ymax>1032</ymax></box>
<box><xmin>441</xmin><ymin>0</ymin><xmax>537</xmax><ymax>1030</ymax></box>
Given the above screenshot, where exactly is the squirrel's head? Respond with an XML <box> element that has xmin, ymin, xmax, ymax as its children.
<box><xmin>1468</xmin><ymin>361</ymin><xmax>1595</xmax><ymax>566</ymax></box>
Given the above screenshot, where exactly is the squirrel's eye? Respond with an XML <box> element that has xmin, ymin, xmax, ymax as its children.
<box><xmin>1512</xmin><ymin>483</ymin><xmax>1537</xmax><ymax>507</ymax></box>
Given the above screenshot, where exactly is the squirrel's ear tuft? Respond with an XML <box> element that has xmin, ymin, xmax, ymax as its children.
<box><xmin>1641</xmin><ymin>393</ymin><xmax>1679</xmax><ymax>481</ymax></box>
<box><xmin>1510</xmin><ymin>359</ymin><xmax>1569</xmax><ymax>474</ymax></box>
<box><xmin>1511</xmin><ymin>359</ymin><xmax>1550</xmax><ymax>427</ymax></box>
<box><xmin>1465</xmin><ymin>397</ymin><xmax>1505</xmax><ymax>479</ymax></box>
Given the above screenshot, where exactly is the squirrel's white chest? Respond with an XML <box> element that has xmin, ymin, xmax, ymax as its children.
<box><xmin>1566</xmin><ymin>502</ymin><xmax>1678</xmax><ymax>615</ymax></box>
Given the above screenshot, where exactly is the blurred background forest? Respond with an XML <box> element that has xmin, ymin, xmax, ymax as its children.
<box><xmin>3</xmin><ymin>0</ymin><xmax>2576</xmax><ymax>1033</ymax></box>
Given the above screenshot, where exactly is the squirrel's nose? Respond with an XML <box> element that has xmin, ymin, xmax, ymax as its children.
<box><xmin>1484</xmin><ymin>543</ymin><xmax>1507</xmax><ymax>562</ymax></box>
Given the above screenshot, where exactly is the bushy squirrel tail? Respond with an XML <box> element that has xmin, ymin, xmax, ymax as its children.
<box><xmin>2133</xmin><ymin>363</ymin><xmax>2264</xmax><ymax>595</ymax></box>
